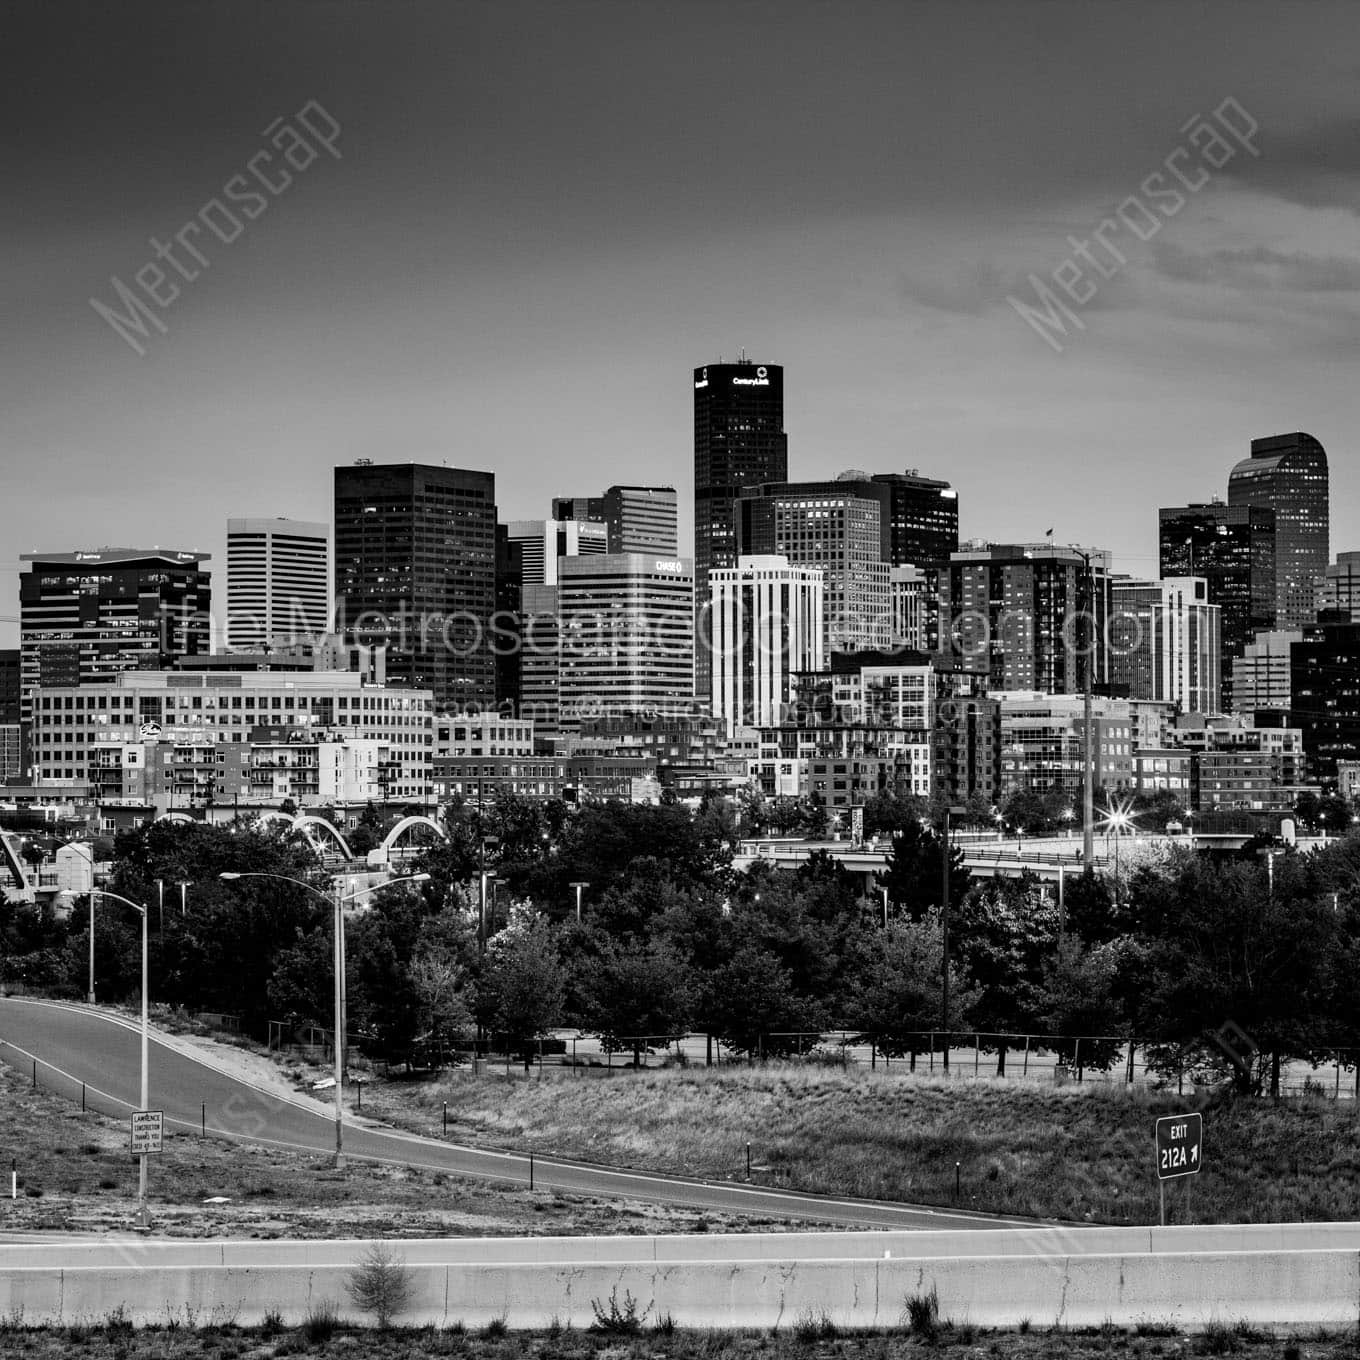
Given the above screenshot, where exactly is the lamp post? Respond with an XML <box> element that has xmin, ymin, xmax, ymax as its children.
<box><xmin>90</xmin><ymin>890</ymin><xmax>149</xmax><ymax>1227</ymax></box>
<box><xmin>1097</xmin><ymin>800</ymin><xmax>1136</xmax><ymax>904</ymax></box>
<box><xmin>940</xmin><ymin>803</ymin><xmax>967</xmax><ymax>1074</ymax></box>
<box><xmin>218</xmin><ymin>870</ymin><xmax>429</xmax><ymax>1164</ymax></box>
<box><xmin>570</xmin><ymin>880</ymin><xmax>590</xmax><ymax>923</ymax></box>
<box><xmin>1075</xmin><ymin>548</ymin><xmax>1097</xmax><ymax>872</ymax></box>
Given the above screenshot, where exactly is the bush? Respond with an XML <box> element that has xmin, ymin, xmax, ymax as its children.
<box><xmin>589</xmin><ymin>1286</ymin><xmax>651</xmax><ymax>1335</ymax></box>
<box><xmin>302</xmin><ymin>1300</ymin><xmax>339</xmax><ymax>1344</ymax></box>
<box><xmin>904</xmin><ymin>1287</ymin><xmax>939</xmax><ymax>1339</ymax></box>
<box><xmin>345</xmin><ymin>1242</ymin><xmax>415</xmax><ymax>1329</ymax></box>
<box><xmin>793</xmin><ymin>1309</ymin><xmax>837</xmax><ymax>1342</ymax></box>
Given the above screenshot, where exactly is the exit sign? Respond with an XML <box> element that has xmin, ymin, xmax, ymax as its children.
<box><xmin>1155</xmin><ymin>1112</ymin><xmax>1202</xmax><ymax>1180</ymax></box>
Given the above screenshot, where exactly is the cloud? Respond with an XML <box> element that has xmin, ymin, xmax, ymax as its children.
<box><xmin>1152</xmin><ymin>243</ymin><xmax>1360</xmax><ymax>294</ymax></box>
<box><xmin>1227</xmin><ymin>116</ymin><xmax>1360</xmax><ymax>212</ymax></box>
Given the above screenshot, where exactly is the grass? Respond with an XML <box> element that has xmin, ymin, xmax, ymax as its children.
<box><xmin>0</xmin><ymin>1057</ymin><xmax>797</xmax><ymax>1238</ymax></box>
<box><xmin>363</xmin><ymin>1062</ymin><xmax>1360</xmax><ymax>1224</ymax></box>
<box><xmin>0</xmin><ymin>1321</ymin><xmax>1349</xmax><ymax>1358</ymax></box>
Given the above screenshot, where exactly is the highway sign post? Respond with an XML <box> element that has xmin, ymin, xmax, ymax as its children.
<box><xmin>131</xmin><ymin>1110</ymin><xmax>163</xmax><ymax>1155</ymax></box>
<box><xmin>1154</xmin><ymin>1112</ymin><xmax>1202</xmax><ymax>1225</ymax></box>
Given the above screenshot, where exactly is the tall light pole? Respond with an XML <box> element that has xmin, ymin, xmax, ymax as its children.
<box><xmin>87</xmin><ymin>892</ymin><xmax>96</xmax><ymax>1004</ymax></box>
<box><xmin>939</xmin><ymin>803</ymin><xmax>966</xmax><ymax>1074</ymax></box>
<box><xmin>1076</xmin><ymin>548</ymin><xmax>1097</xmax><ymax>872</ymax></box>
<box><xmin>570</xmin><ymin>880</ymin><xmax>590</xmax><ymax>923</ymax></box>
<box><xmin>219</xmin><ymin>870</ymin><xmax>429</xmax><ymax>1164</ymax></box>
<box><xmin>91</xmin><ymin>890</ymin><xmax>149</xmax><ymax>1227</ymax></box>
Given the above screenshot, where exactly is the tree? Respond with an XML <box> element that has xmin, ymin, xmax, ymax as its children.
<box><xmin>877</xmin><ymin>821</ymin><xmax>968</xmax><ymax>921</ymax></box>
<box><xmin>479</xmin><ymin>916</ymin><xmax>567</xmax><ymax>1068</ymax></box>
<box><xmin>842</xmin><ymin>915</ymin><xmax>975</xmax><ymax>1060</ymax></box>
<box><xmin>703</xmin><ymin>942</ymin><xmax>825</xmax><ymax>1058</ymax></box>
<box><xmin>576</xmin><ymin>938</ymin><xmax>695</xmax><ymax>1064</ymax></box>
<box><xmin>1035</xmin><ymin>937</ymin><xmax>1127</xmax><ymax>1072</ymax></box>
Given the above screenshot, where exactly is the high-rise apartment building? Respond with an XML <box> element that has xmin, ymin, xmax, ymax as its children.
<box><xmin>709</xmin><ymin>555</ymin><xmax>824</xmax><ymax>737</ymax></box>
<box><xmin>557</xmin><ymin>554</ymin><xmax>694</xmax><ymax>733</ymax></box>
<box><xmin>939</xmin><ymin>543</ymin><xmax>1111</xmax><ymax>695</ymax></box>
<box><xmin>736</xmin><ymin>478</ymin><xmax>891</xmax><ymax>655</ymax></box>
<box><xmin>1228</xmin><ymin>432</ymin><xmax>1329</xmax><ymax>630</ymax></box>
<box><xmin>1108</xmin><ymin>577</ymin><xmax>1221</xmax><ymax>714</ymax></box>
<box><xmin>225</xmin><ymin>518</ymin><xmax>329</xmax><ymax>652</ymax></box>
<box><xmin>1158</xmin><ymin>502</ymin><xmax>1275</xmax><ymax>709</ymax></box>
<box><xmin>0</xmin><ymin>650</ymin><xmax>19</xmax><ymax>726</ymax></box>
<box><xmin>333</xmin><ymin>462</ymin><xmax>497</xmax><ymax>711</ymax></box>
<box><xmin>694</xmin><ymin>358</ymin><xmax>787</xmax><ymax>695</ymax></box>
<box><xmin>19</xmin><ymin>549</ymin><xmax>212</xmax><ymax>727</ymax></box>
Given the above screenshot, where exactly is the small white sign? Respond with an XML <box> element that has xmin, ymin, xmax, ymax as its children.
<box><xmin>131</xmin><ymin>1109</ymin><xmax>163</xmax><ymax>1154</ymax></box>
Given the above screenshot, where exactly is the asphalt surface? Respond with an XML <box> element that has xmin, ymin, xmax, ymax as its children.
<box><xmin>0</xmin><ymin>998</ymin><xmax>1028</xmax><ymax>1231</ymax></box>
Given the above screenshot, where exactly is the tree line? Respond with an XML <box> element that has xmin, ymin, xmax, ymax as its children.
<box><xmin>2</xmin><ymin>794</ymin><xmax>1358</xmax><ymax>1094</ymax></box>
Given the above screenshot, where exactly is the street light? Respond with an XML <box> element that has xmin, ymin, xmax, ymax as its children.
<box><xmin>90</xmin><ymin>889</ymin><xmax>150</xmax><ymax>1228</ymax></box>
<box><xmin>940</xmin><ymin>803</ymin><xmax>967</xmax><ymax>1074</ymax></box>
<box><xmin>1097</xmin><ymin>798</ymin><xmax>1137</xmax><ymax>903</ymax></box>
<box><xmin>218</xmin><ymin>870</ymin><xmax>429</xmax><ymax>1163</ymax></box>
<box><xmin>570</xmin><ymin>880</ymin><xmax>590</xmax><ymax>923</ymax></box>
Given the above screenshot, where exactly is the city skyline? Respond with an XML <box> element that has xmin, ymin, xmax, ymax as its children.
<box><xmin>6</xmin><ymin>1</ymin><xmax>1360</xmax><ymax>649</ymax></box>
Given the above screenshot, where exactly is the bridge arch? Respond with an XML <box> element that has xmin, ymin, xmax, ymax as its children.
<box><xmin>380</xmin><ymin>815</ymin><xmax>448</xmax><ymax>853</ymax></box>
<box><xmin>291</xmin><ymin>815</ymin><xmax>354</xmax><ymax>861</ymax></box>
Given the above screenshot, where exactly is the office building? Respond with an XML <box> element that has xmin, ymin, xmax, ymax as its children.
<box><xmin>1158</xmin><ymin>502</ymin><xmax>1275</xmax><ymax>708</ymax></box>
<box><xmin>889</xmin><ymin>565</ymin><xmax>930</xmax><ymax>650</ymax></box>
<box><xmin>551</xmin><ymin>495</ymin><xmax>606</xmax><ymax>524</ymax></box>
<box><xmin>603</xmin><ymin>485</ymin><xmax>678</xmax><ymax>556</ymax></box>
<box><xmin>939</xmin><ymin>542</ymin><xmax>1111</xmax><ymax>695</ymax></box>
<box><xmin>1108</xmin><ymin>577</ymin><xmax>1221</xmax><ymax>714</ymax></box>
<box><xmin>503</xmin><ymin>519</ymin><xmax>608</xmax><ymax>586</ymax></box>
<box><xmin>709</xmin><ymin>555</ymin><xmax>824</xmax><ymax>737</ymax></box>
<box><xmin>19</xmin><ymin>549</ymin><xmax>212</xmax><ymax>727</ymax></box>
<box><xmin>29</xmin><ymin>668</ymin><xmax>434</xmax><ymax>805</ymax></box>
<box><xmin>1291</xmin><ymin>616</ymin><xmax>1360</xmax><ymax>783</ymax></box>
<box><xmin>1228</xmin><ymin>432</ymin><xmax>1329</xmax><ymax>629</ymax></box>
<box><xmin>693</xmin><ymin>357</ymin><xmax>787</xmax><ymax>695</ymax></box>
<box><xmin>1231</xmin><ymin>630</ymin><xmax>1302</xmax><ymax>720</ymax></box>
<box><xmin>225</xmin><ymin>518</ymin><xmax>329</xmax><ymax>652</ymax></box>
<box><xmin>1317</xmin><ymin>552</ymin><xmax>1360</xmax><ymax>622</ymax></box>
<box><xmin>557</xmin><ymin>554</ymin><xmax>694</xmax><ymax>733</ymax></box>
<box><xmin>870</xmin><ymin>470</ymin><xmax>959</xmax><ymax>566</ymax></box>
<box><xmin>736</xmin><ymin>477</ymin><xmax>891</xmax><ymax>654</ymax></box>
<box><xmin>334</xmin><ymin>461</ymin><xmax>497</xmax><ymax>712</ymax></box>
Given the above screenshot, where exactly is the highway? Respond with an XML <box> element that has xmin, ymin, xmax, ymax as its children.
<box><xmin>0</xmin><ymin>998</ymin><xmax>1025</xmax><ymax>1231</ymax></box>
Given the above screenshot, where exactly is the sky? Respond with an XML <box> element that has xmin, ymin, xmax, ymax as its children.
<box><xmin>4</xmin><ymin>0</ymin><xmax>1360</xmax><ymax>647</ymax></box>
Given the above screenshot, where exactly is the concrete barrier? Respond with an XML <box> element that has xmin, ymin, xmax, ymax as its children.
<box><xmin>2</xmin><ymin>1246</ymin><xmax>1357</xmax><ymax>1331</ymax></box>
<box><xmin>8</xmin><ymin>1222</ymin><xmax>1360</xmax><ymax>1270</ymax></box>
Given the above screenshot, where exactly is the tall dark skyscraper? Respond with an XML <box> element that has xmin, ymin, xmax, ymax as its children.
<box><xmin>1228</xmin><ymin>432</ymin><xmax>1329</xmax><ymax>630</ymax></box>
<box><xmin>693</xmin><ymin>357</ymin><xmax>787</xmax><ymax>696</ymax></box>
<box><xmin>1159</xmin><ymin>501</ymin><xmax>1275</xmax><ymax>710</ymax></box>
<box><xmin>1291</xmin><ymin>614</ymin><xmax>1360</xmax><ymax>783</ymax></box>
<box><xmin>334</xmin><ymin>462</ymin><xmax>497</xmax><ymax>712</ymax></box>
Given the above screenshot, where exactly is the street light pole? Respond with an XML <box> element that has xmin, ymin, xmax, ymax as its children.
<box><xmin>1078</xmin><ymin>549</ymin><xmax>1096</xmax><ymax>872</ymax></box>
<box><xmin>218</xmin><ymin>870</ymin><xmax>428</xmax><ymax>1167</ymax></box>
<box><xmin>87</xmin><ymin>893</ymin><xmax>96</xmax><ymax>1004</ymax></box>
<box><xmin>940</xmin><ymin>803</ymin><xmax>965</xmax><ymax>1074</ymax></box>
<box><xmin>570</xmin><ymin>880</ymin><xmax>590</xmax><ymax>923</ymax></box>
<box><xmin>91</xmin><ymin>890</ymin><xmax>149</xmax><ymax>1226</ymax></box>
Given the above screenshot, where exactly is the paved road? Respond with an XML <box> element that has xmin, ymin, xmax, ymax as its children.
<box><xmin>0</xmin><ymin>998</ymin><xmax>1027</xmax><ymax>1231</ymax></box>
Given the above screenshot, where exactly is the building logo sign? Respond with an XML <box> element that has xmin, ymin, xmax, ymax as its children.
<box><xmin>732</xmin><ymin>365</ymin><xmax>769</xmax><ymax>386</ymax></box>
<box><xmin>654</xmin><ymin>560</ymin><xmax>685</xmax><ymax>574</ymax></box>
<box><xmin>694</xmin><ymin>367</ymin><xmax>708</xmax><ymax>390</ymax></box>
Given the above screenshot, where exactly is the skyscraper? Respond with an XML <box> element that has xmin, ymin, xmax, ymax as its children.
<box><xmin>693</xmin><ymin>357</ymin><xmax>787</xmax><ymax>695</ymax></box>
<box><xmin>1228</xmin><ymin>432</ymin><xmax>1329</xmax><ymax>629</ymax></box>
<box><xmin>1159</xmin><ymin>502</ymin><xmax>1275</xmax><ymax>709</ymax></box>
<box><xmin>503</xmin><ymin>519</ymin><xmax>608</xmax><ymax>586</ymax></box>
<box><xmin>602</xmin><ymin>485</ymin><xmax>678</xmax><ymax>556</ymax></box>
<box><xmin>939</xmin><ymin>543</ymin><xmax>1111</xmax><ymax>695</ymax></box>
<box><xmin>18</xmin><ymin>548</ymin><xmax>212</xmax><ymax>725</ymax></box>
<box><xmin>225</xmin><ymin>518</ymin><xmax>330</xmax><ymax>652</ymax></box>
<box><xmin>736</xmin><ymin>477</ymin><xmax>891</xmax><ymax>655</ymax></box>
<box><xmin>709</xmin><ymin>555</ymin><xmax>824</xmax><ymax>737</ymax></box>
<box><xmin>869</xmin><ymin>470</ymin><xmax>960</xmax><ymax>566</ymax></box>
<box><xmin>557</xmin><ymin>554</ymin><xmax>694</xmax><ymax>733</ymax></box>
<box><xmin>1317</xmin><ymin>552</ymin><xmax>1360</xmax><ymax>622</ymax></box>
<box><xmin>334</xmin><ymin>462</ymin><xmax>497</xmax><ymax>712</ymax></box>
<box><xmin>1291</xmin><ymin>616</ymin><xmax>1360</xmax><ymax>782</ymax></box>
<box><xmin>1108</xmin><ymin>577</ymin><xmax>1221</xmax><ymax>714</ymax></box>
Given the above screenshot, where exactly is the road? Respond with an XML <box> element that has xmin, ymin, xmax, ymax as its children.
<box><xmin>0</xmin><ymin>998</ymin><xmax>1025</xmax><ymax>1231</ymax></box>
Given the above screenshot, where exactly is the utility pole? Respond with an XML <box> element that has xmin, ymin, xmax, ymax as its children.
<box><xmin>1078</xmin><ymin>548</ymin><xmax>1095</xmax><ymax>871</ymax></box>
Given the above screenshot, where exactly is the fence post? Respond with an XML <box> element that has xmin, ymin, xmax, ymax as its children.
<box><xmin>1074</xmin><ymin>1037</ymin><xmax>1082</xmax><ymax>1081</ymax></box>
<box><xmin>1126</xmin><ymin>1040</ymin><xmax>1135</xmax><ymax>1084</ymax></box>
<box><xmin>32</xmin><ymin>1060</ymin><xmax>36</xmax><ymax>1088</ymax></box>
<box><xmin>929</xmin><ymin>1032</ymin><xmax>935</xmax><ymax>1073</ymax></box>
<box><xmin>974</xmin><ymin>1035</ymin><xmax>980</xmax><ymax>1077</ymax></box>
<box><xmin>201</xmin><ymin>1103</ymin><xmax>206</xmax><ymax>1137</ymax></box>
<box><xmin>1023</xmin><ymin>1034</ymin><xmax>1030</xmax><ymax>1076</ymax></box>
<box><xmin>82</xmin><ymin>1083</ymin><xmax>86</xmax><ymax>1112</ymax></box>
